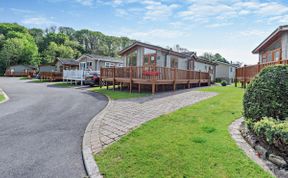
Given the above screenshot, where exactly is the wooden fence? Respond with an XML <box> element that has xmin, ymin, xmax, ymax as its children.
<box><xmin>235</xmin><ymin>59</ymin><xmax>288</xmax><ymax>87</ymax></box>
<box><xmin>101</xmin><ymin>66</ymin><xmax>210</xmax><ymax>94</ymax></box>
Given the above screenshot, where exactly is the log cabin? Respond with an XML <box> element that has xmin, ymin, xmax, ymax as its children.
<box><xmin>236</xmin><ymin>25</ymin><xmax>288</xmax><ymax>87</ymax></box>
<box><xmin>4</xmin><ymin>65</ymin><xmax>36</xmax><ymax>77</ymax></box>
<box><xmin>101</xmin><ymin>41</ymin><xmax>217</xmax><ymax>94</ymax></box>
<box><xmin>77</xmin><ymin>54</ymin><xmax>123</xmax><ymax>71</ymax></box>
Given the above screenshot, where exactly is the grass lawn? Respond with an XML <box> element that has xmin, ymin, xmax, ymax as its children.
<box><xmin>0</xmin><ymin>94</ymin><xmax>5</xmax><ymax>102</ymax></box>
<box><xmin>19</xmin><ymin>77</ymin><xmax>30</xmax><ymax>80</ymax></box>
<box><xmin>50</xmin><ymin>82</ymin><xmax>75</xmax><ymax>88</ymax></box>
<box><xmin>94</xmin><ymin>86</ymin><xmax>272</xmax><ymax>178</ymax></box>
<box><xmin>30</xmin><ymin>79</ymin><xmax>50</xmax><ymax>83</ymax></box>
<box><xmin>90</xmin><ymin>86</ymin><xmax>150</xmax><ymax>100</ymax></box>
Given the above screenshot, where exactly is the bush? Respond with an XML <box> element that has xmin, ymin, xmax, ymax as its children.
<box><xmin>243</xmin><ymin>65</ymin><xmax>288</xmax><ymax>121</ymax></box>
<box><xmin>221</xmin><ymin>80</ymin><xmax>227</xmax><ymax>86</ymax></box>
<box><xmin>215</xmin><ymin>78</ymin><xmax>222</xmax><ymax>83</ymax></box>
<box><xmin>253</xmin><ymin>117</ymin><xmax>288</xmax><ymax>145</ymax></box>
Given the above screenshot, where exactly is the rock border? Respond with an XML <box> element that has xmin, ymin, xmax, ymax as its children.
<box><xmin>0</xmin><ymin>88</ymin><xmax>9</xmax><ymax>104</ymax></box>
<box><xmin>82</xmin><ymin>95</ymin><xmax>111</xmax><ymax>178</ymax></box>
<box><xmin>229</xmin><ymin>118</ymin><xmax>288</xmax><ymax>178</ymax></box>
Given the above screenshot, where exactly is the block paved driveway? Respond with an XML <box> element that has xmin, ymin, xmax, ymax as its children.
<box><xmin>0</xmin><ymin>77</ymin><xmax>107</xmax><ymax>178</ymax></box>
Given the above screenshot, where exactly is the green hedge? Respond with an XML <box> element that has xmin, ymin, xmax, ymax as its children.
<box><xmin>253</xmin><ymin>117</ymin><xmax>288</xmax><ymax>146</ymax></box>
<box><xmin>243</xmin><ymin>65</ymin><xmax>288</xmax><ymax>121</ymax></box>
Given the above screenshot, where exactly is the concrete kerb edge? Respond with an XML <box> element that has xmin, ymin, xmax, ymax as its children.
<box><xmin>228</xmin><ymin>117</ymin><xmax>275</xmax><ymax>177</ymax></box>
<box><xmin>0</xmin><ymin>88</ymin><xmax>9</xmax><ymax>104</ymax></box>
<box><xmin>82</xmin><ymin>94</ymin><xmax>112</xmax><ymax>178</ymax></box>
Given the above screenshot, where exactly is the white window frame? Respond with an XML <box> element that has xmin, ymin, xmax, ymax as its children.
<box><xmin>105</xmin><ymin>62</ymin><xmax>115</xmax><ymax>67</ymax></box>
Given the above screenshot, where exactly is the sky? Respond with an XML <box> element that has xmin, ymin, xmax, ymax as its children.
<box><xmin>1</xmin><ymin>0</ymin><xmax>288</xmax><ymax>64</ymax></box>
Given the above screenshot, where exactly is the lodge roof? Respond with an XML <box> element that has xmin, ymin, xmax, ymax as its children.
<box><xmin>57</xmin><ymin>58</ymin><xmax>79</xmax><ymax>66</ymax></box>
<box><xmin>252</xmin><ymin>25</ymin><xmax>288</xmax><ymax>54</ymax></box>
<box><xmin>119</xmin><ymin>41</ymin><xmax>188</xmax><ymax>58</ymax></box>
<box><xmin>8</xmin><ymin>64</ymin><xmax>36</xmax><ymax>69</ymax></box>
<box><xmin>77</xmin><ymin>54</ymin><xmax>123</xmax><ymax>63</ymax></box>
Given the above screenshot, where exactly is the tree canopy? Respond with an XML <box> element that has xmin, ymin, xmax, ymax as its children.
<box><xmin>0</xmin><ymin>23</ymin><xmax>134</xmax><ymax>74</ymax></box>
<box><xmin>0</xmin><ymin>23</ymin><xmax>39</xmax><ymax>74</ymax></box>
<box><xmin>202</xmin><ymin>52</ymin><xmax>230</xmax><ymax>64</ymax></box>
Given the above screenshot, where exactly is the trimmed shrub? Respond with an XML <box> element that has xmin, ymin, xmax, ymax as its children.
<box><xmin>243</xmin><ymin>65</ymin><xmax>288</xmax><ymax>121</ymax></box>
<box><xmin>221</xmin><ymin>80</ymin><xmax>227</xmax><ymax>86</ymax></box>
<box><xmin>253</xmin><ymin>117</ymin><xmax>288</xmax><ymax>146</ymax></box>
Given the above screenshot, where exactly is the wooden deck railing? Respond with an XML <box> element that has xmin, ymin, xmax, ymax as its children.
<box><xmin>4</xmin><ymin>71</ymin><xmax>34</xmax><ymax>77</ymax></box>
<box><xmin>236</xmin><ymin>59</ymin><xmax>288</xmax><ymax>87</ymax></box>
<box><xmin>101</xmin><ymin>66</ymin><xmax>209</xmax><ymax>81</ymax></box>
<box><xmin>39</xmin><ymin>72</ymin><xmax>63</xmax><ymax>81</ymax></box>
<box><xmin>101</xmin><ymin>66</ymin><xmax>210</xmax><ymax>93</ymax></box>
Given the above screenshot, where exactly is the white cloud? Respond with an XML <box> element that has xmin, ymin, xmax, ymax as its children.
<box><xmin>142</xmin><ymin>1</ymin><xmax>179</xmax><ymax>20</ymax></box>
<box><xmin>206</xmin><ymin>22</ymin><xmax>231</xmax><ymax>28</ymax></box>
<box><xmin>75</xmin><ymin>0</ymin><xmax>93</xmax><ymax>6</ymax></box>
<box><xmin>115</xmin><ymin>8</ymin><xmax>129</xmax><ymax>17</ymax></box>
<box><xmin>179</xmin><ymin>0</ymin><xmax>288</xmax><ymax>26</ymax></box>
<box><xmin>114</xmin><ymin>7</ymin><xmax>144</xmax><ymax>18</ymax></box>
<box><xmin>10</xmin><ymin>8</ymin><xmax>34</xmax><ymax>14</ymax></box>
<box><xmin>128</xmin><ymin>29</ymin><xmax>186</xmax><ymax>39</ymax></box>
<box><xmin>22</xmin><ymin>17</ymin><xmax>56</xmax><ymax>25</ymax></box>
<box><xmin>239</xmin><ymin>30</ymin><xmax>268</xmax><ymax>37</ymax></box>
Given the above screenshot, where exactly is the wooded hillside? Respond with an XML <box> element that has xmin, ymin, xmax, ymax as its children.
<box><xmin>0</xmin><ymin>23</ymin><xmax>134</xmax><ymax>74</ymax></box>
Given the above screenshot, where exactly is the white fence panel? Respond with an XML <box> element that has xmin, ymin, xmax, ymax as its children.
<box><xmin>63</xmin><ymin>70</ymin><xmax>89</xmax><ymax>81</ymax></box>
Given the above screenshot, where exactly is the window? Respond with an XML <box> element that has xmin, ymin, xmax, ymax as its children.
<box><xmin>143</xmin><ymin>48</ymin><xmax>157</xmax><ymax>65</ymax></box>
<box><xmin>268</xmin><ymin>52</ymin><xmax>272</xmax><ymax>62</ymax></box>
<box><xmin>273</xmin><ymin>50</ymin><xmax>280</xmax><ymax>61</ymax></box>
<box><xmin>170</xmin><ymin>56</ymin><xmax>178</xmax><ymax>68</ymax></box>
<box><xmin>79</xmin><ymin>62</ymin><xmax>86</xmax><ymax>70</ymax></box>
<box><xmin>105</xmin><ymin>62</ymin><xmax>115</xmax><ymax>67</ymax></box>
<box><xmin>87</xmin><ymin>62</ymin><xmax>93</xmax><ymax>69</ymax></box>
<box><xmin>126</xmin><ymin>50</ymin><xmax>137</xmax><ymax>66</ymax></box>
<box><xmin>262</xmin><ymin>53</ymin><xmax>267</xmax><ymax>63</ymax></box>
<box><xmin>230</xmin><ymin>67</ymin><xmax>233</xmax><ymax>72</ymax></box>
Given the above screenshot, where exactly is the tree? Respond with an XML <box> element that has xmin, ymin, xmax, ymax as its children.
<box><xmin>0</xmin><ymin>36</ymin><xmax>39</xmax><ymax>70</ymax></box>
<box><xmin>0</xmin><ymin>23</ymin><xmax>39</xmax><ymax>74</ymax></box>
<box><xmin>43</xmin><ymin>42</ymin><xmax>74</xmax><ymax>64</ymax></box>
<box><xmin>214</xmin><ymin>53</ymin><xmax>229</xmax><ymax>63</ymax></box>
<box><xmin>202</xmin><ymin>52</ymin><xmax>230</xmax><ymax>64</ymax></box>
<box><xmin>0</xmin><ymin>23</ymin><xmax>28</xmax><ymax>36</ymax></box>
<box><xmin>29</xmin><ymin>28</ymin><xmax>45</xmax><ymax>52</ymax></box>
<box><xmin>0</xmin><ymin>23</ymin><xmax>134</xmax><ymax>74</ymax></box>
<box><xmin>59</xmin><ymin>26</ymin><xmax>76</xmax><ymax>40</ymax></box>
<box><xmin>203</xmin><ymin>52</ymin><xmax>214</xmax><ymax>61</ymax></box>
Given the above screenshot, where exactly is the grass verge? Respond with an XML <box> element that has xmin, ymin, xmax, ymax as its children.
<box><xmin>90</xmin><ymin>86</ymin><xmax>150</xmax><ymax>100</ymax></box>
<box><xmin>50</xmin><ymin>82</ymin><xmax>75</xmax><ymax>88</ymax></box>
<box><xmin>0</xmin><ymin>94</ymin><xmax>5</xmax><ymax>102</ymax></box>
<box><xmin>94</xmin><ymin>86</ymin><xmax>272</xmax><ymax>177</ymax></box>
<box><xmin>30</xmin><ymin>79</ymin><xmax>50</xmax><ymax>83</ymax></box>
<box><xmin>19</xmin><ymin>77</ymin><xmax>30</xmax><ymax>80</ymax></box>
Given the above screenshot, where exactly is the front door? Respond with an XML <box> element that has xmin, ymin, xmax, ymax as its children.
<box><xmin>144</xmin><ymin>54</ymin><xmax>157</xmax><ymax>66</ymax></box>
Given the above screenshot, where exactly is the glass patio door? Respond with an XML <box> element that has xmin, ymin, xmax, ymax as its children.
<box><xmin>144</xmin><ymin>54</ymin><xmax>157</xmax><ymax>66</ymax></box>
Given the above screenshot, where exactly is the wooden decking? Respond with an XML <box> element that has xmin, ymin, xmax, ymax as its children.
<box><xmin>101</xmin><ymin>66</ymin><xmax>211</xmax><ymax>94</ymax></box>
<box><xmin>39</xmin><ymin>72</ymin><xmax>63</xmax><ymax>81</ymax></box>
<box><xmin>235</xmin><ymin>59</ymin><xmax>288</xmax><ymax>87</ymax></box>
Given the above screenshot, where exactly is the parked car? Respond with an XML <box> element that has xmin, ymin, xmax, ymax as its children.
<box><xmin>84</xmin><ymin>71</ymin><xmax>100</xmax><ymax>86</ymax></box>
